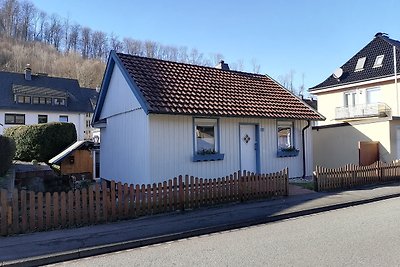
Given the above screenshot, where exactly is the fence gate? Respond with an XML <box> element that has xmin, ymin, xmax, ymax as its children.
<box><xmin>359</xmin><ymin>141</ymin><xmax>379</xmax><ymax>166</ymax></box>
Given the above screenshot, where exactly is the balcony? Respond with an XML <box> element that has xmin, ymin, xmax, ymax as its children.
<box><xmin>335</xmin><ymin>102</ymin><xmax>391</xmax><ymax>120</ymax></box>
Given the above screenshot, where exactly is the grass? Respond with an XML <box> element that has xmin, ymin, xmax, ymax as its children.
<box><xmin>290</xmin><ymin>182</ymin><xmax>315</xmax><ymax>191</ymax></box>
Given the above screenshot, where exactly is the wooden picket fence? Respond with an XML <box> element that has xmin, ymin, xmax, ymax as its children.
<box><xmin>0</xmin><ymin>169</ymin><xmax>288</xmax><ymax>236</ymax></box>
<box><xmin>314</xmin><ymin>161</ymin><xmax>400</xmax><ymax>191</ymax></box>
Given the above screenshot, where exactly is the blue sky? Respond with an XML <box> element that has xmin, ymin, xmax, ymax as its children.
<box><xmin>32</xmin><ymin>0</ymin><xmax>400</xmax><ymax>93</ymax></box>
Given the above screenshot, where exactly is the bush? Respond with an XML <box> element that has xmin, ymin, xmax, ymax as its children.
<box><xmin>4</xmin><ymin>122</ymin><xmax>77</xmax><ymax>162</ymax></box>
<box><xmin>0</xmin><ymin>135</ymin><xmax>16</xmax><ymax>176</ymax></box>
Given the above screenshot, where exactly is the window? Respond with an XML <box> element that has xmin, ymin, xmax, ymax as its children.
<box><xmin>344</xmin><ymin>91</ymin><xmax>357</xmax><ymax>107</ymax></box>
<box><xmin>86</xmin><ymin>120</ymin><xmax>91</xmax><ymax>127</ymax></box>
<box><xmin>192</xmin><ymin>118</ymin><xmax>224</xmax><ymax>161</ymax></box>
<box><xmin>16</xmin><ymin>95</ymin><xmax>31</xmax><ymax>104</ymax></box>
<box><xmin>33</xmin><ymin>97</ymin><xmax>39</xmax><ymax>104</ymax></box>
<box><xmin>54</xmin><ymin>98</ymin><xmax>66</xmax><ymax>105</ymax></box>
<box><xmin>366</xmin><ymin>87</ymin><xmax>380</xmax><ymax>104</ymax></box>
<box><xmin>46</xmin><ymin>98</ymin><xmax>52</xmax><ymax>105</ymax></box>
<box><xmin>38</xmin><ymin>115</ymin><xmax>48</xmax><ymax>124</ymax></box>
<box><xmin>194</xmin><ymin>118</ymin><xmax>218</xmax><ymax>154</ymax></box>
<box><xmin>277</xmin><ymin>121</ymin><xmax>294</xmax><ymax>150</ymax></box>
<box><xmin>373</xmin><ymin>55</ymin><xmax>384</xmax><ymax>68</ymax></box>
<box><xmin>59</xmin><ymin>115</ymin><xmax>68</xmax><ymax>122</ymax></box>
<box><xmin>5</xmin><ymin>114</ymin><xmax>25</xmax><ymax>125</ymax></box>
<box><xmin>355</xmin><ymin>57</ymin><xmax>366</xmax><ymax>71</ymax></box>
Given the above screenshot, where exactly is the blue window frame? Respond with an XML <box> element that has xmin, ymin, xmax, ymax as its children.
<box><xmin>192</xmin><ymin>118</ymin><xmax>224</xmax><ymax>162</ymax></box>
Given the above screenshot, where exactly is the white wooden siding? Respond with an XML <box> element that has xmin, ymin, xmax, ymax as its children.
<box><xmin>98</xmin><ymin>63</ymin><xmax>150</xmax><ymax>184</ymax></box>
<box><xmin>148</xmin><ymin>114</ymin><xmax>313</xmax><ymax>182</ymax></box>
<box><xmin>100</xmin><ymin>110</ymin><xmax>149</xmax><ymax>184</ymax></box>
<box><xmin>99</xmin><ymin>64</ymin><xmax>142</xmax><ymax>120</ymax></box>
<box><xmin>0</xmin><ymin>110</ymin><xmax>85</xmax><ymax>140</ymax></box>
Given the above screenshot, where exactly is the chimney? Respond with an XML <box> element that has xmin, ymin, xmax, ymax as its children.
<box><xmin>24</xmin><ymin>64</ymin><xmax>32</xmax><ymax>81</ymax></box>
<box><xmin>215</xmin><ymin>60</ymin><xmax>230</xmax><ymax>70</ymax></box>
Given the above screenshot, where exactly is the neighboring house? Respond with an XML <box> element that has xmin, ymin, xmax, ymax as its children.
<box><xmin>310</xmin><ymin>32</ymin><xmax>400</xmax><ymax>168</ymax></box>
<box><xmin>93</xmin><ymin>51</ymin><xmax>323</xmax><ymax>185</ymax></box>
<box><xmin>0</xmin><ymin>66</ymin><xmax>98</xmax><ymax>140</ymax></box>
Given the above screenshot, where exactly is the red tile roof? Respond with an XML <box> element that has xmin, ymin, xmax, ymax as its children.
<box><xmin>117</xmin><ymin>53</ymin><xmax>323</xmax><ymax>120</ymax></box>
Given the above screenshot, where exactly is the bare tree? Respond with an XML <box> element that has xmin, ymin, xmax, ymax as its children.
<box><xmin>18</xmin><ymin>1</ymin><xmax>35</xmax><ymax>41</ymax></box>
<box><xmin>109</xmin><ymin>32</ymin><xmax>122</xmax><ymax>52</ymax></box>
<box><xmin>251</xmin><ymin>58</ymin><xmax>260</xmax><ymax>74</ymax></box>
<box><xmin>67</xmin><ymin>23</ymin><xmax>80</xmax><ymax>52</ymax></box>
<box><xmin>123</xmin><ymin>37</ymin><xmax>142</xmax><ymax>56</ymax></box>
<box><xmin>80</xmin><ymin>26</ymin><xmax>91</xmax><ymax>58</ymax></box>
<box><xmin>90</xmin><ymin>30</ymin><xmax>107</xmax><ymax>60</ymax></box>
<box><xmin>32</xmin><ymin>10</ymin><xmax>46</xmax><ymax>41</ymax></box>
<box><xmin>0</xmin><ymin>0</ymin><xmax>20</xmax><ymax>37</ymax></box>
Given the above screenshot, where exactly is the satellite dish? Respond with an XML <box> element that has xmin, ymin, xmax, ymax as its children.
<box><xmin>332</xmin><ymin>67</ymin><xmax>343</xmax><ymax>79</ymax></box>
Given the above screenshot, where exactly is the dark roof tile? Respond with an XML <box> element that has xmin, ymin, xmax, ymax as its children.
<box><xmin>0</xmin><ymin>71</ymin><xmax>97</xmax><ymax>112</ymax></box>
<box><xmin>310</xmin><ymin>34</ymin><xmax>400</xmax><ymax>90</ymax></box>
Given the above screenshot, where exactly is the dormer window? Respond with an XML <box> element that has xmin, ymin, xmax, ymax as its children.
<box><xmin>373</xmin><ymin>55</ymin><xmax>384</xmax><ymax>68</ymax></box>
<box><xmin>355</xmin><ymin>57</ymin><xmax>366</xmax><ymax>72</ymax></box>
<box><xmin>54</xmin><ymin>98</ymin><xmax>66</xmax><ymax>105</ymax></box>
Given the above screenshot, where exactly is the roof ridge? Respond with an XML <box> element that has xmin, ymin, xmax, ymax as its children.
<box><xmin>115</xmin><ymin>52</ymin><xmax>268</xmax><ymax>78</ymax></box>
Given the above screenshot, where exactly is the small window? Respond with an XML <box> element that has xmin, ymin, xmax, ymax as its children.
<box><xmin>5</xmin><ymin>114</ymin><xmax>25</xmax><ymax>125</ymax></box>
<box><xmin>38</xmin><ymin>115</ymin><xmax>48</xmax><ymax>124</ymax></box>
<box><xmin>355</xmin><ymin>57</ymin><xmax>366</xmax><ymax>72</ymax></box>
<box><xmin>59</xmin><ymin>115</ymin><xmax>68</xmax><ymax>122</ymax></box>
<box><xmin>86</xmin><ymin>120</ymin><xmax>91</xmax><ymax>127</ymax></box>
<box><xmin>194</xmin><ymin>118</ymin><xmax>218</xmax><ymax>154</ymax></box>
<box><xmin>46</xmin><ymin>98</ymin><xmax>52</xmax><ymax>105</ymax></box>
<box><xmin>344</xmin><ymin>91</ymin><xmax>357</xmax><ymax>107</ymax></box>
<box><xmin>32</xmin><ymin>97</ymin><xmax>39</xmax><ymax>104</ymax></box>
<box><xmin>373</xmin><ymin>55</ymin><xmax>384</xmax><ymax>68</ymax></box>
<box><xmin>277</xmin><ymin>121</ymin><xmax>294</xmax><ymax>150</ymax></box>
<box><xmin>54</xmin><ymin>98</ymin><xmax>66</xmax><ymax>106</ymax></box>
<box><xmin>16</xmin><ymin>95</ymin><xmax>30</xmax><ymax>104</ymax></box>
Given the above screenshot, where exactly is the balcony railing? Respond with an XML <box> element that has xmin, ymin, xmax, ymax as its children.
<box><xmin>335</xmin><ymin>102</ymin><xmax>391</xmax><ymax>120</ymax></box>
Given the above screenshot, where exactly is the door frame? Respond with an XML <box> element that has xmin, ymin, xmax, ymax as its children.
<box><xmin>239</xmin><ymin>123</ymin><xmax>261</xmax><ymax>173</ymax></box>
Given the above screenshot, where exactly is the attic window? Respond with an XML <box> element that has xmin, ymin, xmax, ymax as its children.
<box><xmin>355</xmin><ymin>57</ymin><xmax>366</xmax><ymax>72</ymax></box>
<box><xmin>373</xmin><ymin>55</ymin><xmax>384</xmax><ymax>68</ymax></box>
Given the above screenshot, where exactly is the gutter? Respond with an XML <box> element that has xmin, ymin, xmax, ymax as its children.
<box><xmin>301</xmin><ymin>120</ymin><xmax>311</xmax><ymax>178</ymax></box>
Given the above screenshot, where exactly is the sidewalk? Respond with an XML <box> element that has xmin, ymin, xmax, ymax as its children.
<box><xmin>2</xmin><ymin>182</ymin><xmax>400</xmax><ymax>266</ymax></box>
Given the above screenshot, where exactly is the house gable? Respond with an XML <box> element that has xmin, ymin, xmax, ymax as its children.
<box><xmin>98</xmin><ymin>62</ymin><xmax>144</xmax><ymax>120</ymax></box>
<box><xmin>93</xmin><ymin>51</ymin><xmax>149</xmax><ymax>123</ymax></box>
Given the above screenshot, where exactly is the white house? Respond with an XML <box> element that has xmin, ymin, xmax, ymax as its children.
<box><xmin>93</xmin><ymin>51</ymin><xmax>324</xmax><ymax>185</ymax></box>
<box><xmin>0</xmin><ymin>66</ymin><xmax>98</xmax><ymax>140</ymax></box>
<box><xmin>310</xmin><ymin>33</ymin><xmax>400</xmax><ymax>168</ymax></box>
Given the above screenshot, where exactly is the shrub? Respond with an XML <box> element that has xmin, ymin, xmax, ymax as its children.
<box><xmin>0</xmin><ymin>135</ymin><xmax>16</xmax><ymax>176</ymax></box>
<box><xmin>4</xmin><ymin>122</ymin><xmax>77</xmax><ymax>162</ymax></box>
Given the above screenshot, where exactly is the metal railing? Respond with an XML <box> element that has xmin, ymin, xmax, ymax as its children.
<box><xmin>335</xmin><ymin>102</ymin><xmax>391</xmax><ymax>120</ymax></box>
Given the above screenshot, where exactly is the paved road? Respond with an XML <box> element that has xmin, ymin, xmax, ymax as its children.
<box><xmin>48</xmin><ymin>197</ymin><xmax>400</xmax><ymax>267</ymax></box>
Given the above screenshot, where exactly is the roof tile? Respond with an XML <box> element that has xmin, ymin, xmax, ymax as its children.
<box><xmin>117</xmin><ymin>53</ymin><xmax>323</xmax><ymax>120</ymax></box>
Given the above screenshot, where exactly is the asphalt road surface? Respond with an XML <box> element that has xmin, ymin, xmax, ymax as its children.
<box><xmin>49</xmin><ymin>197</ymin><xmax>400</xmax><ymax>267</ymax></box>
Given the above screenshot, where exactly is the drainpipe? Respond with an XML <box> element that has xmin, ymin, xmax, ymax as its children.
<box><xmin>302</xmin><ymin>120</ymin><xmax>311</xmax><ymax>179</ymax></box>
<box><xmin>394</xmin><ymin>45</ymin><xmax>398</xmax><ymax>116</ymax></box>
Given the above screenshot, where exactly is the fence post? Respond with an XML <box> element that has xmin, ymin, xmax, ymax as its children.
<box><xmin>238</xmin><ymin>171</ymin><xmax>243</xmax><ymax>202</ymax></box>
<box><xmin>284</xmin><ymin>168</ymin><xmax>289</xmax><ymax>196</ymax></box>
<box><xmin>179</xmin><ymin>175</ymin><xmax>184</xmax><ymax>211</ymax></box>
<box><xmin>377</xmin><ymin>161</ymin><xmax>382</xmax><ymax>181</ymax></box>
<box><xmin>314</xmin><ymin>166</ymin><xmax>319</xmax><ymax>192</ymax></box>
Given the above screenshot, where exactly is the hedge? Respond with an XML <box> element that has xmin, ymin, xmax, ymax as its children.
<box><xmin>4</xmin><ymin>122</ymin><xmax>77</xmax><ymax>162</ymax></box>
<box><xmin>0</xmin><ymin>135</ymin><xmax>16</xmax><ymax>176</ymax></box>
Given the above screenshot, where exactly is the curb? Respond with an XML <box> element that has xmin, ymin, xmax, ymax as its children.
<box><xmin>2</xmin><ymin>192</ymin><xmax>400</xmax><ymax>267</ymax></box>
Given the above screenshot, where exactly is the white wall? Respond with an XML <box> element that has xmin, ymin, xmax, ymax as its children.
<box><xmin>147</xmin><ymin>114</ymin><xmax>313</xmax><ymax>182</ymax></box>
<box><xmin>0</xmin><ymin>110</ymin><xmax>86</xmax><ymax>140</ymax></box>
<box><xmin>98</xmin><ymin>64</ymin><xmax>150</xmax><ymax>184</ymax></box>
